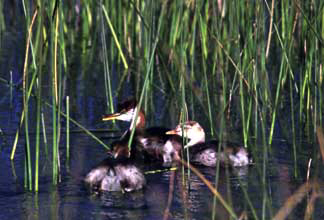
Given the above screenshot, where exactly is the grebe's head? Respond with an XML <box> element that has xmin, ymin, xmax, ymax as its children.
<box><xmin>110</xmin><ymin>140</ymin><xmax>131</xmax><ymax>159</ymax></box>
<box><xmin>102</xmin><ymin>99</ymin><xmax>145</xmax><ymax>129</ymax></box>
<box><xmin>166</xmin><ymin>121</ymin><xmax>205</xmax><ymax>148</ymax></box>
<box><xmin>166</xmin><ymin>121</ymin><xmax>205</xmax><ymax>139</ymax></box>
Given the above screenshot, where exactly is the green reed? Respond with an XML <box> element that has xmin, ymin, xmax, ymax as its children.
<box><xmin>50</xmin><ymin>0</ymin><xmax>67</xmax><ymax>184</ymax></box>
<box><xmin>100</xmin><ymin>2</ymin><xmax>115</xmax><ymax>117</ymax></box>
<box><xmin>102</xmin><ymin>5</ymin><xmax>128</xmax><ymax>70</ymax></box>
<box><xmin>51</xmin><ymin>8</ymin><xmax>58</xmax><ymax>185</ymax></box>
<box><xmin>41</xmin><ymin>113</ymin><xmax>49</xmax><ymax>159</ymax></box>
<box><xmin>22</xmin><ymin>8</ymin><xmax>39</xmax><ymax>191</ymax></box>
<box><xmin>42</xmin><ymin>101</ymin><xmax>110</xmax><ymax>149</ymax></box>
<box><xmin>10</xmin><ymin>113</ymin><xmax>23</xmax><ymax>160</ymax></box>
<box><xmin>34</xmin><ymin>0</ymin><xmax>44</xmax><ymax>192</ymax></box>
<box><xmin>213</xmin><ymin>40</ymin><xmax>226</xmax><ymax>220</ymax></box>
<box><xmin>127</xmin><ymin>0</ymin><xmax>167</xmax><ymax>150</ymax></box>
<box><xmin>179</xmin><ymin>1</ymin><xmax>190</xmax><ymax>185</ymax></box>
<box><xmin>0</xmin><ymin>0</ymin><xmax>4</xmax><ymax>34</ymax></box>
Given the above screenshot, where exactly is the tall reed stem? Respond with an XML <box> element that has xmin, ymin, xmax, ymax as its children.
<box><xmin>22</xmin><ymin>9</ymin><xmax>38</xmax><ymax>191</ymax></box>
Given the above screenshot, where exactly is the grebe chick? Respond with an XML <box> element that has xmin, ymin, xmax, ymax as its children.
<box><xmin>111</xmin><ymin>134</ymin><xmax>183</xmax><ymax>167</ymax></box>
<box><xmin>84</xmin><ymin>156</ymin><xmax>146</xmax><ymax>192</ymax></box>
<box><xmin>166</xmin><ymin>121</ymin><xmax>250</xmax><ymax>167</ymax></box>
<box><xmin>102</xmin><ymin>99</ymin><xmax>176</xmax><ymax>164</ymax></box>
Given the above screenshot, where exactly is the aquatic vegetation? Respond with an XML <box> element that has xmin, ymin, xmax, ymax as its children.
<box><xmin>0</xmin><ymin>0</ymin><xmax>323</xmax><ymax>219</ymax></box>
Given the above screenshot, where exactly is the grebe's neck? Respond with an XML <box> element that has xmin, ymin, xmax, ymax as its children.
<box><xmin>184</xmin><ymin>130</ymin><xmax>205</xmax><ymax>148</ymax></box>
<box><xmin>166</xmin><ymin>121</ymin><xmax>206</xmax><ymax>148</ymax></box>
<box><xmin>129</xmin><ymin>107</ymin><xmax>146</xmax><ymax>131</ymax></box>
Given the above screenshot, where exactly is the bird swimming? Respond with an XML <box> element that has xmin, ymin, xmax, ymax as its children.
<box><xmin>84</xmin><ymin>142</ymin><xmax>146</xmax><ymax>193</ymax></box>
<box><xmin>102</xmin><ymin>99</ymin><xmax>181</xmax><ymax>166</ymax></box>
<box><xmin>166</xmin><ymin>121</ymin><xmax>250</xmax><ymax>167</ymax></box>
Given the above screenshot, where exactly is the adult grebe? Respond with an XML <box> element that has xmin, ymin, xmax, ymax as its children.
<box><xmin>108</xmin><ymin>134</ymin><xmax>183</xmax><ymax>167</ymax></box>
<box><xmin>166</xmin><ymin>121</ymin><xmax>250</xmax><ymax>167</ymax></box>
<box><xmin>102</xmin><ymin>99</ymin><xmax>180</xmax><ymax>166</ymax></box>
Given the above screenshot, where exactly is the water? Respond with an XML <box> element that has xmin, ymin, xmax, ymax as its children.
<box><xmin>1</xmin><ymin>5</ymin><xmax>324</xmax><ymax>220</ymax></box>
<box><xmin>0</xmin><ymin>100</ymin><xmax>321</xmax><ymax>220</ymax></box>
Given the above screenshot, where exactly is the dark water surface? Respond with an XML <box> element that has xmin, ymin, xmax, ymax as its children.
<box><xmin>1</xmin><ymin>9</ymin><xmax>324</xmax><ymax>220</ymax></box>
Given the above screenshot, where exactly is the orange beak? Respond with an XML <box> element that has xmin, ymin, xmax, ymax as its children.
<box><xmin>102</xmin><ymin>112</ymin><xmax>121</xmax><ymax>121</ymax></box>
<box><xmin>166</xmin><ymin>129</ymin><xmax>177</xmax><ymax>135</ymax></box>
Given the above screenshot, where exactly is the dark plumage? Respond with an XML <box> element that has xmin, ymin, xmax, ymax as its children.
<box><xmin>84</xmin><ymin>156</ymin><xmax>146</xmax><ymax>192</ymax></box>
<box><xmin>102</xmin><ymin>99</ymin><xmax>181</xmax><ymax>166</ymax></box>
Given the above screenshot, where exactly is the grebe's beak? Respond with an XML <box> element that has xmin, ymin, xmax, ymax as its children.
<box><xmin>166</xmin><ymin>129</ymin><xmax>177</xmax><ymax>135</ymax></box>
<box><xmin>102</xmin><ymin>107</ymin><xmax>136</xmax><ymax>122</ymax></box>
<box><xmin>102</xmin><ymin>112</ymin><xmax>122</xmax><ymax>121</ymax></box>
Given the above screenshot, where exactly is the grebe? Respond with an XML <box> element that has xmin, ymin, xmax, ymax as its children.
<box><xmin>102</xmin><ymin>99</ymin><xmax>180</xmax><ymax>166</ymax></box>
<box><xmin>166</xmin><ymin>121</ymin><xmax>250</xmax><ymax>167</ymax></box>
<box><xmin>84</xmin><ymin>154</ymin><xmax>146</xmax><ymax>192</ymax></box>
<box><xmin>109</xmin><ymin>134</ymin><xmax>183</xmax><ymax>167</ymax></box>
